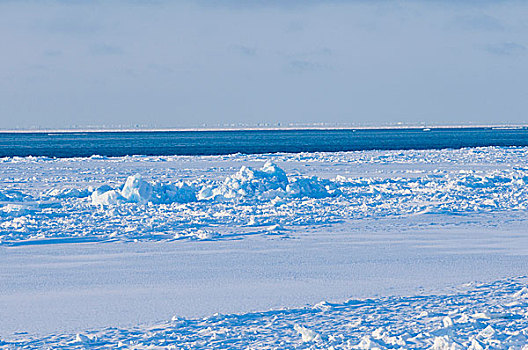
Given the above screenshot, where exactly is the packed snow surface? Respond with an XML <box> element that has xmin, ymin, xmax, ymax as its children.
<box><xmin>3</xmin><ymin>276</ymin><xmax>528</xmax><ymax>349</ymax></box>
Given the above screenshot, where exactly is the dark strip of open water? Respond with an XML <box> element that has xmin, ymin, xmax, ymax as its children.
<box><xmin>2</xmin><ymin>128</ymin><xmax>528</xmax><ymax>158</ymax></box>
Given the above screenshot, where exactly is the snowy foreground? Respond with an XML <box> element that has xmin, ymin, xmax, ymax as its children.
<box><xmin>2</xmin><ymin>147</ymin><xmax>528</xmax><ymax>349</ymax></box>
<box><xmin>3</xmin><ymin>277</ymin><xmax>528</xmax><ymax>349</ymax></box>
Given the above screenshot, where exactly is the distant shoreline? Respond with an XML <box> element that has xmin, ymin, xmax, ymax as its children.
<box><xmin>1</xmin><ymin>124</ymin><xmax>527</xmax><ymax>133</ymax></box>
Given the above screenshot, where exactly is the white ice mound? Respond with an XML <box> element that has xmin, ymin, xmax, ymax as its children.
<box><xmin>121</xmin><ymin>174</ymin><xmax>153</xmax><ymax>204</ymax></box>
<box><xmin>91</xmin><ymin>174</ymin><xmax>197</xmax><ymax>206</ymax></box>
<box><xmin>151</xmin><ymin>182</ymin><xmax>197</xmax><ymax>204</ymax></box>
<box><xmin>287</xmin><ymin>177</ymin><xmax>339</xmax><ymax>198</ymax></box>
<box><xmin>91</xmin><ymin>185</ymin><xmax>124</xmax><ymax>206</ymax></box>
<box><xmin>294</xmin><ymin>324</ymin><xmax>321</xmax><ymax>342</ymax></box>
<box><xmin>91</xmin><ymin>163</ymin><xmax>336</xmax><ymax>206</ymax></box>
<box><xmin>218</xmin><ymin>161</ymin><xmax>288</xmax><ymax>200</ymax></box>
<box><xmin>199</xmin><ymin>161</ymin><xmax>338</xmax><ymax>201</ymax></box>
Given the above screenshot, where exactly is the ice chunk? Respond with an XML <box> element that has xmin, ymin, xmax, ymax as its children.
<box><xmin>210</xmin><ymin>162</ymin><xmax>336</xmax><ymax>201</ymax></box>
<box><xmin>197</xmin><ymin>186</ymin><xmax>214</xmax><ymax>201</ymax></box>
<box><xmin>286</xmin><ymin>177</ymin><xmax>337</xmax><ymax>198</ymax></box>
<box><xmin>227</xmin><ymin>162</ymin><xmax>288</xmax><ymax>197</ymax></box>
<box><xmin>293</xmin><ymin>324</ymin><xmax>320</xmax><ymax>342</ymax></box>
<box><xmin>75</xmin><ymin>333</ymin><xmax>95</xmax><ymax>344</ymax></box>
<box><xmin>91</xmin><ymin>176</ymin><xmax>197</xmax><ymax>206</ymax></box>
<box><xmin>477</xmin><ymin>325</ymin><xmax>495</xmax><ymax>339</ymax></box>
<box><xmin>152</xmin><ymin>182</ymin><xmax>196</xmax><ymax>204</ymax></box>
<box><xmin>313</xmin><ymin>301</ymin><xmax>332</xmax><ymax>311</ymax></box>
<box><xmin>353</xmin><ymin>335</ymin><xmax>384</xmax><ymax>349</ymax></box>
<box><xmin>430</xmin><ymin>336</ymin><xmax>461</xmax><ymax>350</ymax></box>
<box><xmin>512</xmin><ymin>286</ymin><xmax>528</xmax><ymax>299</ymax></box>
<box><xmin>120</xmin><ymin>174</ymin><xmax>153</xmax><ymax>204</ymax></box>
<box><xmin>442</xmin><ymin>316</ymin><xmax>454</xmax><ymax>328</ymax></box>
<box><xmin>91</xmin><ymin>185</ymin><xmax>124</xmax><ymax>206</ymax></box>
<box><xmin>260</xmin><ymin>161</ymin><xmax>288</xmax><ymax>183</ymax></box>
<box><xmin>468</xmin><ymin>339</ymin><xmax>484</xmax><ymax>350</ymax></box>
<box><xmin>471</xmin><ymin>312</ymin><xmax>490</xmax><ymax>320</ymax></box>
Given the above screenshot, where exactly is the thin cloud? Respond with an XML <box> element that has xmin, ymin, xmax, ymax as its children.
<box><xmin>44</xmin><ymin>50</ymin><xmax>62</xmax><ymax>57</ymax></box>
<box><xmin>283</xmin><ymin>47</ymin><xmax>333</xmax><ymax>58</ymax></box>
<box><xmin>484</xmin><ymin>42</ymin><xmax>526</xmax><ymax>56</ymax></box>
<box><xmin>90</xmin><ymin>44</ymin><xmax>124</xmax><ymax>56</ymax></box>
<box><xmin>449</xmin><ymin>14</ymin><xmax>504</xmax><ymax>31</ymax></box>
<box><xmin>288</xmin><ymin>60</ymin><xmax>326</xmax><ymax>73</ymax></box>
<box><xmin>43</xmin><ymin>17</ymin><xmax>102</xmax><ymax>35</ymax></box>
<box><xmin>229</xmin><ymin>45</ymin><xmax>257</xmax><ymax>57</ymax></box>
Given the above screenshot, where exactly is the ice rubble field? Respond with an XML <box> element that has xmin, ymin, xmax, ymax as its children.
<box><xmin>3</xmin><ymin>147</ymin><xmax>528</xmax><ymax>349</ymax></box>
<box><xmin>3</xmin><ymin>147</ymin><xmax>528</xmax><ymax>244</ymax></box>
<box><xmin>3</xmin><ymin>277</ymin><xmax>528</xmax><ymax>349</ymax></box>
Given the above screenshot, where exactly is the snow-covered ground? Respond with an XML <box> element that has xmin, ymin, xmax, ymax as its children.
<box><xmin>2</xmin><ymin>147</ymin><xmax>528</xmax><ymax>348</ymax></box>
<box><xmin>4</xmin><ymin>277</ymin><xmax>528</xmax><ymax>349</ymax></box>
<box><xmin>3</xmin><ymin>147</ymin><xmax>528</xmax><ymax>244</ymax></box>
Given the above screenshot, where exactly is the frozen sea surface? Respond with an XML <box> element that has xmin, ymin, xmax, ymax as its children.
<box><xmin>2</xmin><ymin>147</ymin><xmax>528</xmax><ymax>348</ymax></box>
<box><xmin>3</xmin><ymin>147</ymin><xmax>528</xmax><ymax>244</ymax></box>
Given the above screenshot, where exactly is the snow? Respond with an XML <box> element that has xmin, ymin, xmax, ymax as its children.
<box><xmin>3</xmin><ymin>277</ymin><xmax>528</xmax><ymax>349</ymax></box>
<box><xmin>120</xmin><ymin>173</ymin><xmax>153</xmax><ymax>204</ymax></box>
<box><xmin>0</xmin><ymin>189</ymin><xmax>31</xmax><ymax>202</ymax></box>
<box><xmin>90</xmin><ymin>185</ymin><xmax>123</xmax><ymax>206</ymax></box>
<box><xmin>91</xmin><ymin>175</ymin><xmax>197</xmax><ymax>206</ymax></box>
<box><xmin>294</xmin><ymin>324</ymin><xmax>321</xmax><ymax>343</ymax></box>
<box><xmin>3</xmin><ymin>147</ymin><xmax>528</xmax><ymax>243</ymax></box>
<box><xmin>3</xmin><ymin>147</ymin><xmax>528</xmax><ymax>348</ymax></box>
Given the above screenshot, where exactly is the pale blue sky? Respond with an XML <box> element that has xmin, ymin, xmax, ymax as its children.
<box><xmin>0</xmin><ymin>1</ymin><xmax>527</xmax><ymax>129</ymax></box>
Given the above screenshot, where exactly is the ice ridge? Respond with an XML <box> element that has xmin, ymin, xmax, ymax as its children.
<box><xmin>3</xmin><ymin>149</ymin><xmax>528</xmax><ymax>243</ymax></box>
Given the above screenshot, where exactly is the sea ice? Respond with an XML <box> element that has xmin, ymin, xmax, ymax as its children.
<box><xmin>3</xmin><ymin>147</ymin><xmax>528</xmax><ymax>244</ymax></box>
<box><xmin>2</xmin><ymin>147</ymin><xmax>528</xmax><ymax>349</ymax></box>
<box><xmin>120</xmin><ymin>174</ymin><xmax>153</xmax><ymax>204</ymax></box>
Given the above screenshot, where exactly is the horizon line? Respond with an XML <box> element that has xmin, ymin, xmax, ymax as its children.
<box><xmin>1</xmin><ymin>124</ymin><xmax>527</xmax><ymax>133</ymax></box>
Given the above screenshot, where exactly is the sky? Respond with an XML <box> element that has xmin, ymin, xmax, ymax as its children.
<box><xmin>0</xmin><ymin>0</ymin><xmax>527</xmax><ymax>129</ymax></box>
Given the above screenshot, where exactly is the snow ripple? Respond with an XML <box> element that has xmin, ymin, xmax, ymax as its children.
<box><xmin>3</xmin><ymin>277</ymin><xmax>528</xmax><ymax>349</ymax></box>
